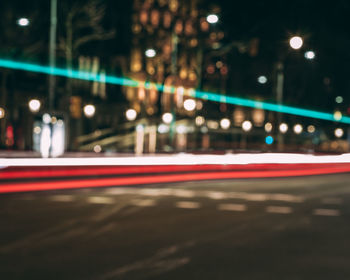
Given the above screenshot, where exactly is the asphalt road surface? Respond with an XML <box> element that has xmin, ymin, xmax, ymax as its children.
<box><xmin>1</xmin><ymin>173</ymin><xmax>350</xmax><ymax>279</ymax></box>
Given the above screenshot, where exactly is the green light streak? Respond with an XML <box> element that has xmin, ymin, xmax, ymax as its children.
<box><xmin>0</xmin><ymin>58</ymin><xmax>349</xmax><ymax>124</ymax></box>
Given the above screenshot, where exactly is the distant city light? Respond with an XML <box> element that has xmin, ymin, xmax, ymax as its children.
<box><xmin>195</xmin><ymin>116</ymin><xmax>205</xmax><ymax>126</ymax></box>
<box><xmin>220</xmin><ymin>118</ymin><xmax>231</xmax><ymax>129</ymax></box>
<box><xmin>17</xmin><ymin>18</ymin><xmax>30</xmax><ymax>27</ymax></box>
<box><xmin>293</xmin><ymin>124</ymin><xmax>303</xmax><ymax>134</ymax></box>
<box><xmin>0</xmin><ymin>107</ymin><xmax>5</xmax><ymax>119</ymax></box>
<box><xmin>242</xmin><ymin>120</ymin><xmax>252</xmax><ymax>132</ymax></box>
<box><xmin>184</xmin><ymin>99</ymin><xmax>196</xmax><ymax>111</ymax></box>
<box><xmin>307</xmin><ymin>125</ymin><xmax>316</xmax><ymax>133</ymax></box>
<box><xmin>334</xmin><ymin>128</ymin><xmax>344</xmax><ymax>138</ymax></box>
<box><xmin>279</xmin><ymin>123</ymin><xmax>288</xmax><ymax>133</ymax></box>
<box><xmin>42</xmin><ymin>113</ymin><xmax>51</xmax><ymax>124</ymax></box>
<box><xmin>126</xmin><ymin>108</ymin><xmax>137</xmax><ymax>121</ymax></box>
<box><xmin>333</xmin><ymin>111</ymin><xmax>342</xmax><ymax>121</ymax></box>
<box><xmin>257</xmin><ymin>75</ymin><xmax>267</xmax><ymax>84</ymax></box>
<box><xmin>145</xmin><ymin>48</ymin><xmax>156</xmax><ymax>58</ymax></box>
<box><xmin>84</xmin><ymin>104</ymin><xmax>96</xmax><ymax>118</ymax></box>
<box><xmin>28</xmin><ymin>99</ymin><xmax>41</xmax><ymax>113</ymax></box>
<box><xmin>335</xmin><ymin>96</ymin><xmax>343</xmax><ymax>104</ymax></box>
<box><xmin>206</xmin><ymin>14</ymin><xmax>219</xmax><ymax>24</ymax></box>
<box><xmin>93</xmin><ymin>145</ymin><xmax>102</xmax><ymax>153</ymax></box>
<box><xmin>304</xmin><ymin>51</ymin><xmax>315</xmax><ymax>60</ymax></box>
<box><xmin>162</xmin><ymin>112</ymin><xmax>173</xmax><ymax>124</ymax></box>
<box><xmin>176</xmin><ymin>125</ymin><xmax>187</xmax><ymax>134</ymax></box>
<box><xmin>158</xmin><ymin>124</ymin><xmax>169</xmax><ymax>134</ymax></box>
<box><xmin>289</xmin><ymin>36</ymin><xmax>303</xmax><ymax>50</ymax></box>
<box><xmin>265</xmin><ymin>136</ymin><xmax>274</xmax><ymax>145</ymax></box>
<box><xmin>264</xmin><ymin>122</ymin><xmax>273</xmax><ymax>133</ymax></box>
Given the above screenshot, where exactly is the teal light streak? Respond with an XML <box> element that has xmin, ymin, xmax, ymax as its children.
<box><xmin>1</xmin><ymin>58</ymin><xmax>349</xmax><ymax>124</ymax></box>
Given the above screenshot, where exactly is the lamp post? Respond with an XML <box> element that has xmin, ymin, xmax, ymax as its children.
<box><xmin>276</xmin><ymin>35</ymin><xmax>303</xmax><ymax>151</ymax></box>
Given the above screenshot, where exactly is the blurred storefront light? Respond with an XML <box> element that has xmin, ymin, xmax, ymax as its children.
<box><xmin>334</xmin><ymin>128</ymin><xmax>344</xmax><ymax>138</ymax></box>
<box><xmin>279</xmin><ymin>123</ymin><xmax>288</xmax><ymax>133</ymax></box>
<box><xmin>293</xmin><ymin>124</ymin><xmax>303</xmax><ymax>134</ymax></box>
<box><xmin>220</xmin><ymin>118</ymin><xmax>231</xmax><ymax>129</ymax></box>
<box><xmin>242</xmin><ymin>120</ymin><xmax>252</xmax><ymax>132</ymax></box>
<box><xmin>307</xmin><ymin>125</ymin><xmax>316</xmax><ymax>133</ymax></box>
<box><xmin>333</xmin><ymin>111</ymin><xmax>342</xmax><ymax>121</ymax></box>
<box><xmin>158</xmin><ymin>124</ymin><xmax>169</xmax><ymax>134</ymax></box>
<box><xmin>126</xmin><ymin>108</ymin><xmax>137</xmax><ymax>121</ymax></box>
<box><xmin>83</xmin><ymin>104</ymin><xmax>96</xmax><ymax>118</ymax></box>
<box><xmin>162</xmin><ymin>112</ymin><xmax>173</xmax><ymax>124</ymax></box>
<box><xmin>184</xmin><ymin>99</ymin><xmax>196</xmax><ymax>111</ymax></box>
<box><xmin>195</xmin><ymin>116</ymin><xmax>205</xmax><ymax>126</ymax></box>
<box><xmin>0</xmin><ymin>107</ymin><xmax>5</xmax><ymax>119</ymax></box>
<box><xmin>264</xmin><ymin>122</ymin><xmax>273</xmax><ymax>133</ymax></box>
<box><xmin>28</xmin><ymin>99</ymin><xmax>41</xmax><ymax>113</ymax></box>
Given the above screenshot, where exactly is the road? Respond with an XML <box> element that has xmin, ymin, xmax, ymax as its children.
<box><xmin>1</xmin><ymin>172</ymin><xmax>350</xmax><ymax>279</ymax></box>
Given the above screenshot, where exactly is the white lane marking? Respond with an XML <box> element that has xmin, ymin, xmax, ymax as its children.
<box><xmin>206</xmin><ymin>191</ymin><xmax>226</xmax><ymax>200</ymax></box>
<box><xmin>244</xmin><ymin>194</ymin><xmax>268</xmax><ymax>201</ymax></box>
<box><xmin>313</xmin><ymin>209</ymin><xmax>340</xmax><ymax>216</ymax></box>
<box><xmin>176</xmin><ymin>201</ymin><xmax>200</xmax><ymax>209</ymax></box>
<box><xmin>130</xmin><ymin>199</ymin><xmax>156</xmax><ymax>207</ymax></box>
<box><xmin>218</xmin><ymin>203</ymin><xmax>247</xmax><ymax>212</ymax></box>
<box><xmin>266</xmin><ymin>206</ymin><xmax>293</xmax><ymax>214</ymax></box>
<box><xmin>87</xmin><ymin>196</ymin><xmax>115</xmax><ymax>204</ymax></box>
<box><xmin>171</xmin><ymin>189</ymin><xmax>196</xmax><ymax>198</ymax></box>
<box><xmin>268</xmin><ymin>194</ymin><xmax>304</xmax><ymax>203</ymax></box>
<box><xmin>50</xmin><ymin>195</ymin><xmax>74</xmax><ymax>202</ymax></box>
<box><xmin>321</xmin><ymin>198</ymin><xmax>343</xmax><ymax>205</ymax></box>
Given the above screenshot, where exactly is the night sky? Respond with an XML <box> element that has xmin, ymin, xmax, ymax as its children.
<box><xmin>1</xmin><ymin>0</ymin><xmax>349</xmax><ymax>112</ymax></box>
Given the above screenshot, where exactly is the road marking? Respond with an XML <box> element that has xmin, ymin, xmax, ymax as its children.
<box><xmin>130</xmin><ymin>199</ymin><xmax>156</xmax><ymax>207</ymax></box>
<box><xmin>87</xmin><ymin>196</ymin><xmax>114</xmax><ymax>204</ymax></box>
<box><xmin>218</xmin><ymin>203</ymin><xmax>247</xmax><ymax>211</ymax></box>
<box><xmin>268</xmin><ymin>194</ymin><xmax>304</xmax><ymax>203</ymax></box>
<box><xmin>50</xmin><ymin>195</ymin><xmax>74</xmax><ymax>202</ymax></box>
<box><xmin>321</xmin><ymin>198</ymin><xmax>343</xmax><ymax>205</ymax></box>
<box><xmin>172</xmin><ymin>189</ymin><xmax>196</xmax><ymax>198</ymax></box>
<box><xmin>175</xmin><ymin>201</ymin><xmax>200</xmax><ymax>209</ymax></box>
<box><xmin>313</xmin><ymin>209</ymin><xmax>340</xmax><ymax>216</ymax></box>
<box><xmin>244</xmin><ymin>194</ymin><xmax>268</xmax><ymax>201</ymax></box>
<box><xmin>206</xmin><ymin>191</ymin><xmax>226</xmax><ymax>200</ymax></box>
<box><xmin>266</xmin><ymin>206</ymin><xmax>293</xmax><ymax>214</ymax></box>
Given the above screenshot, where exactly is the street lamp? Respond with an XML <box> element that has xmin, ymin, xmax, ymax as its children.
<box><xmin>206</xmin><ymin>14</ymin><xmax>219</xmax><ymax>24</ymax></box>
<box><xmin>17</xmin><ymin>17</ymin><xmax>30</xmax><ymax>27</ymax></box>
<box><xmin>83</xmin><ymin>104</ymin><xmax>96</xmax><ymax>118</ymax></box>
<box><xmin>28</xmin><ymin>99</ymin><xmax>41</xmax><ymax>113</ymax></box>
<box><xmin>289</xmin><ymin>36</ymin><xmax>303</xmax><ymax>50</ymax></box>
<box><xmin>126</xmin><ymin>108</ymin><xmax>137</xmax><ymax>121</ymax></box>
<box><xmin>0</xmin><ymin>107</ymin><xmax>5</xmax><ymax>119</ymax></box>
<box><xmin>220</xmin><ymin>118</ymin><xmax>230</xmax><ymax>129</ymax></box>
<box><xmin>145</xmin><ymin>48</ymin><xmax>156</xmax><ymax>58</ymax></box>
<box><xmin>334</xmin><ymin>128</ymin><xmax>344</xmax><ymax>138</ymax></box>
<box><xmin>304</xmin><ymin>51</ymin><xmax>315</xmax><ymax>60</ymax></box>
<box><xmin>184</xmin><ymin>99</ymin><xmax>196</xmax><ymax>111</ymax></box>
<box><xmin>162</xmin><ymin>112</ymin><xmax>173</xmax><ymax>124</ymax></box>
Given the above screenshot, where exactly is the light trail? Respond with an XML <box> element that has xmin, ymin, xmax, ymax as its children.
<box><xmin>1</xmin><ymin>58</ymin><xmax>349</xmax><ymax>124</ymax></box>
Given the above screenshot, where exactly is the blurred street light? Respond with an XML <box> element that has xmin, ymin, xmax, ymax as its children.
<box><xmin>206</xmin><ymin>14</ymin><xmax>219</xmax><ymax>24</ymax></box>
<box><xmin>333</xmin><ymin>110</ymin><xmax>342</xmax><ymax>121</ymax></box>
<box><xmin>162</xmin><ymin>112</ymin><xmax>173</xmax><ymax>124</ymax></box>
<box><xmin>184</xmin><ymin>99</ymin><xmax>196</xmax><ymax>111</ymax></box>
<box><xmin>307</xmin><ymin>125</ymin><xmax>316</xmax><ymax>133</ymax></box>
<box><xmin>145</xmin><ymin>48</ymin><xmax>156</xmax><ymax>58</ymax></box>
<box><xmin>242</xmin><ymin>120</ymin><xmax>252</xmax><ymax>132</ymax></box>
<box><xmin>335</xmin><ymin>96</ymin><xmax>343</xmax><ymax>104</ymax></box>
<box><xmin>83</xmin><ymin>104</ymin><xmax>96</xmax><ymax>118</ymax></box>
<box><xmin>195</xmin><ymin>116</ymin><xmax>205</xmax><ymax>126</ymax></box>
<box><xmin>17</xmin><ymin>17</ymin><xmax>30</xmax><ymax>27</ymax></box>
<box><xmin>264</xmin><ymin>122</ymin><xmax>273</xmax><ymax>133</ymax></box>
<box><xmin>28</xmin><ymin>99</ymin><xmax>41</xmax><ymax>113</ymax></box>
<box><xmin>220</xmin><ymin>118</ymin><xmax>231</xmax><ymax>129</ymax></box>
<box><xmin>289</xmin><ymin>36</ymin><xmax>303</xmax><ymax>50</ymax></box>
<box><xmin>279</xmin><ymin>123</ymin><xmax>288</xmax><ymax>134</ymax></box>
<box><xmin>304</xmin><ymin>51</ymin><xmax>315</xmax><ymax>60</ymax></box>
<box><xmin>0</xmin><ymin>107</ymin><xmax>5</xmax><ymax>119</ymax></box>
<box><xmin>126</xmin><ymin>108</ymin><xmax>137</xmax><ymax>121</ymax></box>
<box><xmin>334</xmin><ymin>128</ymin><xmax>344</xmax><ymax>138</ymax></box>
<box><xmin>258</xmin><ymin>75</ymin><xmax>267</xmax><ymax>84</ymax></box>
<box><xmin>293</xmin><ymin>124</ymin><xmax>303</xmax><ymax>134</ymax></box>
